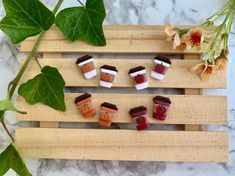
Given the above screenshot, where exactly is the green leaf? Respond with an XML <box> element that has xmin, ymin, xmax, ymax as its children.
<box><xmin>0</xmin><ymin>0</ymin><xmax>55</xmax><ymax>44</ymax></box>
<box><xmin>0</xmin><ymin>111</ymin><xmax>4</xmax><ymax>122</ymax></box>
<box><xmin>55</xmin><ymin>0</ymin><xmax>106</xmax><ymax>46</ymax></box>
<box><xmin>0</xmin><ymin>99</ymin><xmax>26</xmax><ymax>114</ymax></box>
<box><xmin>18</xmin><ymin>66</ymin><xmax>66</xmax><ymax>111</ymax></box>
<box><xmin>0</xmin><ymin>144</ymin><xmax>32</xmax><ymax>176</ymax></box>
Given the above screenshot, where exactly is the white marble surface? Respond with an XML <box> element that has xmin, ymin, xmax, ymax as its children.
<box><xmin>0</xmin><ymin>0</ymin><xmax>235</xmax><ymax>175</ymax></box>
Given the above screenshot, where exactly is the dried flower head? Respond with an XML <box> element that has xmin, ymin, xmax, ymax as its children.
<box><xmin>165</xmin><ymin>24</ymin><xmax>181</xmax><ymax>49</ymax></box>
<box><xmin>215</xmin><ymin>57</ymin><xmax>227</xmax><ymax>70</ymax></box>
<box><xmin>187</xmin><ymin>28</ymin><xmax>204</xmax><ymax>49</ymax></box>
<box><xmin>191</xmin><ymin>63</ymin><xmax>215</xmax><ymax>81</ymax></box>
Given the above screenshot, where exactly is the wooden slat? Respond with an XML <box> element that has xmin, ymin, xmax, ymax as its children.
<box><xmin>21</xmin><ymin>25</ymin><xmax>208</xmax><ymax>54</ymax></box>
<box><xmin>17</xmin><ymin>93</ymin><xmax>227</xmax><ymax>124</ymax></box>
<box><xmin>184</xmin><ymin>54</ymin><xmax>204</xmax><ymax>131</ymax></box>
<box><xmin>15</xmin><ymin>128</ymin><xmax>228</xmax><ymax>162</ymax></box>
<box><xmin>20</xmin><ymin>59</ymin><xmax>226</xmax><ymax>89</ymax></box>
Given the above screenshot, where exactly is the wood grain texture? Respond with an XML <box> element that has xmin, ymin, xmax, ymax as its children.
<box><xmin>15</xmin><ymin>128</ymin><xmax>228</xmax><ymax>162</ymax></box>
<box><xmin>184</xmin><ymin>54</ymin><xmax>203</xmax><ymax>131</ymax></box>
<box><xmin>17</xmin><ymin>93</ymin><xmax>227</xmax><ymax>124</ymax></box>
<box><xmin>19</xmin><ymin>58</ymin><xmax>226</xmax><ymax>89</ymax></box>
<box><xmin>21</xmin><ymin>25</ymin><xmax>211</xmax><ymax>54</ymax></box>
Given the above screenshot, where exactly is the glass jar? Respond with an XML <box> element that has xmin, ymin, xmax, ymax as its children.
<box><xmin>151</xmin><ymin>56</ymin><xmax>171</xmax><ymax>80</ymax></box>
<box><xmin>129</xmin><ymin>66</ymin><xmax>148</xmax><ymax>90</ymax></box>
<box><xmin>74</xmin><ymin>93</ymin><xmax>96</xmax><ymax>118</ymax></box>
<box><xmin>76</xmin><ymin>55</ymin><xmax>97</xmax><ymax>79</ymax></box>
<box><xmin>99</xmin><ymin>102</ymin><xmax>118</xmax><ymax>127</ymax></box>
<box><xmin>100</xmin><ymin>65</ymin><xmax>118</xmax><ymax>88</ymax></box>
<box><xmin>129</xmin><ymin>106</ymin><xmax>149</xmax><ymax>130</ymax></box>
<box><xmin>153</xmin><ymin>96</ymin><xmax>171</xmax><ymax>120</ymax></box>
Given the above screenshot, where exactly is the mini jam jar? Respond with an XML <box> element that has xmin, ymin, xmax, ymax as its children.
<box><xmin>74</xmin><ymin>93</ymin><xmax>96</xmax><ymax>118</ymax></box>
<box><xmin>128</xmin><ymin>66</ymin><xmax>148</xmax><ymax>90</ymax></box>
<box><xmin>76</xmin><ymin>55</ymin><xmax>97</xmax><ymax>79</ymax></box>
<box><xmin>129</xmin><ymin>106</ymin><xmax>149</xmax><ymax>130</ymax></box>
<box><xmin>100</xmin><ymin>65</ymin><xmax>118</xmax><ymax>88</ymax></box>
<box><xmin>99</xmin><ymin>102</ymin><xmax>118</xmax><ymax>127</ymax></box>
<box><xmin>153</xmin><ymin>96</ymin><xmax>171</xmax><ymax>120</ymax></box>
<box><xmin>151</xmin><ymin>56</ymin><xmax>171</xmax><ymax>80</ymax></box>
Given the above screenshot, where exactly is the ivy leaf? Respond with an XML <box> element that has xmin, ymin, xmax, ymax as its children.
<box><xmin>0</xmin><ymin>111</ymin><xmax>4</xmax><ymax>122</ymax></box>
<box><xmin>18</xmin><ymin>66</ymin><xmax>66</xmax><ymax>111</ymax></box>
<box><xmin>0</xmin><ymin>144</ymin><xmax>32</xmax><ymax>176</ymax></box>
<box><xmin>0</xmin><ymin>99</ymin><xmax>27</xmax><ymax>114</ymax></box>
<box><xmin>55</xmin><ymin>0</ymin><xmax>106</xmax><ymax>46</ymax></box>
<box><xmin>0</xmin><ymin>0</ymin><xmax>55</xmax><ymax>44</ymax></box>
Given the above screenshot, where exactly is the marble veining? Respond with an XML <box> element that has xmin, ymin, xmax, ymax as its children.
<box><xmin>0</xmin><ymin>0</ymin><xmax>235</xmax><ymax>175</ymax></box>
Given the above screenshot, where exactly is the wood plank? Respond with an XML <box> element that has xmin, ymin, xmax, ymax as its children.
<box><xmin>21</xmin><ymin>25</ymin><xmax>210</xmax><ymax>54</ymax></box>
<box><xmin>184</xmin><ymin>54</ymin><xmax>203</xmax><ymax>131</ymax></box>
<box><xmin>15</xmin><ymin>128</ymin><xmax>228</xmax><ymax>162</ymax></box>
<box><xmin>19</xmin><ymin>59</ymin><xmax>226</xmax><ymax>89</ymax></box>
<box><xmin>17</xmin><ymin>93</ymin><xmax>227</xmax><ymax>124</ymax></box>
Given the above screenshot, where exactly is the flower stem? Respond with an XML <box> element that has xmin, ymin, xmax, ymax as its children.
<box><xmin>8</xmin><ymin>30</ymin><xmax>46</xmax><ymax>100</ymax></box>
<box><xmin>77</xmin><ymin>0</ymin><xmax>85</xmax><ymax>6</ymax></box>
<box><xmin>53</xmin><ymin>0</ymin><xmax>64</xmax><ymax>13</ymax></box>
<box><xmin>3</xmin><ymin>0</ymin><xmax>64</xmax><ymax>142</ymax></box>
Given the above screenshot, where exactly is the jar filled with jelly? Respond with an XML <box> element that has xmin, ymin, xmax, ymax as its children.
<box><xmin>129</xmin><ymin>106</ymin><xmax>149</xmax><ymax>130</ymax></box>
<box><xmin>153</xmin><ymin>96</ymin><xmax>171</xmax><ymax>120</ymax></box>
<box><xmin>74</xmin><ymin>93</ymin><xmax>96</xmax><ymax>118</ymax></box>
<box><xmin>128</xmin><ymin>66</ymin><xmax>148</xmax><ymax>90</ymax></box>
<box><xmin>100</xmin><ymin>65</ymin><xmax>118</xmax><ymax>88</ymax></box>
<box><xmin>76</xmin><ymin>55</ymin><xmax>97</xmax><ymax>79</ymax></box>
<box><xmin>99</xmin><ymin>102</ymin><xmax>118</xmax><ymax>127</ymax></box>
<box><xmin>151</xmin><ymin>56</ymin><xmax>171</xmax><ymax>80</ymax></box>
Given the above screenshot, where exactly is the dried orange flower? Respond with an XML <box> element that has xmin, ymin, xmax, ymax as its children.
<box><xmin>179</xmin><ymin>35</ymin><xmax>187</xmax><ymax>49</ymax></box>
<box><xmin>200</xmin><ymin>65</ymin><xmax>214</xmax><ymax>81</ymax></box>
<box><xmin>215</xmin><ymin>57</ymin><xmax>227</xmax><ymax>70</ymax></box>
<box><xmin>191</xmin><ymin>63</ymin><xmax>215</xmax><ymax>81</ymax></box>
<box><xmin>187</xmin><ymin>28</ymin><xmax>204</xmax><ymax>49</ymax></box>
<box><xmin>191</xmin><ymin>63</ymin><xmax>206</xmax><ymax>74</ymax></box>
<box><xmin>165</xmin><ymin>24</ymin><xmax>181</xmax><ymax>49</ymax></box>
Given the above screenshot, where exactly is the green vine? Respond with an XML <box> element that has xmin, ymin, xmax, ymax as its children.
<box><xmin>0</xmin><ymin>0</ymin><xmax>107</xmax><ymax>175</ymax></box>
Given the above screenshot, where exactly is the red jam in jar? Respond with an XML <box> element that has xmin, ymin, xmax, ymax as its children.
<box><xmin>129</xmin><ymin>106</ymin><xmax>149</xmax><ymax>130</ymax></box>
<box><xmin>128</xmin><ymin>66</ymin><xmax>148</xmax><ymax>90</ymax></box>
<box><xmin>153</xmin><ymin>96</ymin><xmax>171</xmax><ymax>120</ymax></box>
<box><xmin>151</xmin><ymin>56</ymin><xmax>171</xmax><ymax>80</ymax></box>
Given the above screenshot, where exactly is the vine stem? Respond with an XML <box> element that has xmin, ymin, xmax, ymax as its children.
<box><xmin>1</xmin><ymin>118</ymin><xmax>14</xmax><ymax>142</ymax></box>
<box><xmin>2</xmin><ymin>0</ymin><xmax>64</xmax><ymax>142</ymax></box>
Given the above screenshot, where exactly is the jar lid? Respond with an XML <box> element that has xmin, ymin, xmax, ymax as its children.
<box><xmin>129</xmin><ymin>106</ymin><xmax>147</xmax><ymax>115</ymax></box>
<box><xmin>76</xmin><ymin>55</ymin><xmax>93</xmax><ymax>64</ymax></box>
<box><xmin>101</xmin><ymin>102</ymin><xmax>118</xmax><ymax>110</ymax></box>
<box><xmin>153</xmin><ymin>96</ymin><xmax>171</xmax><ymax>104</ymax></box>
<box><xmin>100</xmin><ymin>65</ymin><xmax>118</xmax><ymax>72</ymax></box>
<box><xmin>154</xmin><ymin>55</ymin><xmax>171</xmax><ymax>64</ymax></box>
<box><xmin>74</xmin><ymin>93</ymin><xmax>91</xmax><ymax>104</ymax></box>
<box><xmin>128</xmin><ymin>66</ymin><xmax>145</xmax><ymax>74</ymax></box>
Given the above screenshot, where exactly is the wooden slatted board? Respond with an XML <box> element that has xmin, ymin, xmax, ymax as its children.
<box><xmin>15</xmin><ymin>25</ymin><xmax>228</xmax><ymax>162</ymax></box>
